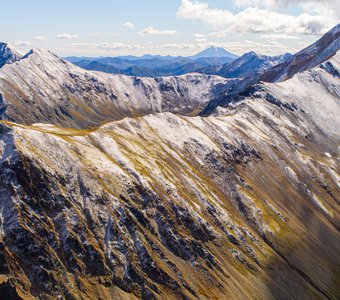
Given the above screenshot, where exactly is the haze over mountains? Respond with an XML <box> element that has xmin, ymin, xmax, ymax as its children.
<box><xmin>0</xmin><ymin>23</ymin><xmax>339</xmax><ymax>300</ymax></box>
<box><xmin>65</xmin><ymin>46</ymin><xmax>240</xmax><ymax>77</ymax></box>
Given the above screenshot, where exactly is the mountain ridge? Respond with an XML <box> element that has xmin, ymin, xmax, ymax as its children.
<box><xmin>0</xmin><ymin>53</ymin><xmax>339</xmax><ymax>298</ymax></box>
<box><xmin>0</xmin><ymin>24</ymin><xmax>339</xmax><ymax>300</ymax></box>
<box><xmin>0</xmin><ymin>24</ymin><xmax>339</xmax><ymax>130</ymax></box>
<box><xmin>64</xmin><ymin>46</ymin><xmax>238</xmax><ymax>77</ymax></box>
<box><xmin>0</xmin><ymin>48</ymin><xmax>228</xmax><ymax>128</ymax></box>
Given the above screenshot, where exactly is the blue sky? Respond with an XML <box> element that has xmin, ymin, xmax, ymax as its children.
<box><xmin>1</xmin><ymin>0</ymin><xmax>338</xmax><ymax>56</ymax></box>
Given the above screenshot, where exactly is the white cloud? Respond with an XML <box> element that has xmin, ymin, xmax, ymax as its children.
<box><xmin>123</xmin><ymin>22</ymin><xmax>135</xmax><ymax>29</ymax></box>
<box><xmin>195</xmin><ymin>38</ymin><xmax>207</xmax><ymax>43</ymax></box>
<box><xmin>235</xmin><ymin>0</ymin><xmax>337</xmax><ymax>9</ymax></box>
<box><xmin>177</xmin><ymin>0</ymin><xmax>337</xmax><ymax>35</ymax></box>
<box><xmin>139</xmin><ymin>26</ymin><xmax>177</xmax><ymax>35</ymax></box>
<box><xmin>161</xmin><ymin>43</ymin><xmax>195</xmax><ymax>49</ymax></box>
<box><xmin>67</xmin><ymin>42</ymin><xmax>143</xmax><ymax>51</ymax></box>
<box><xmin>194</xmin><ymin>33</ymin><xmax>206</xmax><ymax>38</ymax></box>
<box><xmin>261</xmin><ymin>33</ymin><xmax>301</xmax><ymax>40</ymax></box>
<box><xmin>209</xmin><ymin>31</ymin><xmax>228</xmax><ymax>38</ymax></box>
<box><xmin>235</xmin><ymin>0</ymin><xmax>296</xmax><ymax>5</ymax></box>
<box><xmin>66</xmin><ymin>43</ymin><xmax>98</xmax><ymax>49</ymax></box>
<box><xmin>12</xmin><ymin>40</ymin><xmax>31</xmax><ymax>47</ymax></box>
<box><xmin>196</xmin><ymin>40</ymin><xmax>298</xmax><ymax>55</ymax></box>
<box><xmin>33</xmin><ymin>36</ymin><xmax>46</xmax><ymax>41</ymax></box>
<box><xmin>235</xmin><ymin>0</ymin><xmax>340</xmax><ymax>18</ymax></box>
<box><xmin>99</xmin><ymin>42</ymin><xmax>143</xmax><ymax>50</ymax></box>
<box><xmin>56</xmin><ymin>33</ymin><xmax>78</xmax><ymax>39</ymax></box>
<box><xmin>88</xmin><ymin>32</ymin><xmax>118</xmax><ymax>36</ymax></box>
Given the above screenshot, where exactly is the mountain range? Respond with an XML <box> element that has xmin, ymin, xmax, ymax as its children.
<box><xmin>65</xmin><ymin>46</ymin><xmax>297</xmax><ymax>79</ymax></box>
<box><xmin>0</xmin><ymin>24</ymin><xmax>339</xmax><ymax>300</ymax></box>
<box><xmin>65</xmin><ymin>46</ymin><xmax>240</xmax><ymax>77</ymax></box>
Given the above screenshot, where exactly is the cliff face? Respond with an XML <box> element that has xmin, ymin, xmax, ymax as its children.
<box><xmin>0</xmin><ymin>53</ymin><xmax>339</xmax><ymax>299</ymax></box>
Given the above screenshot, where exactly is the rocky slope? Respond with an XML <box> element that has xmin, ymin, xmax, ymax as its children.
<box><xmin>0</xmin><ymin>50</ymin><xmax>339</xmax><ymax>299</ymax></box>
<box><xmin>0</xmin><ymin>49</ymin><xmax>227</xmax><ymax>128</ymax></box>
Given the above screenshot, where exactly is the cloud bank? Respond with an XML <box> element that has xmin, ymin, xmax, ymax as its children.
<box><xmin>56</xmin><ymin>33</ymin><xmax>78</xmax><ymax>39</ymax></box>
<box><xmin>139</xmin><ymin>26</ymin><xmax>177</xmax><ymax>35</ymax></box>
<box><xmin>177</xmin><ymin>0</ymin><xmax>337</xmax><ymax>35</ymax></box>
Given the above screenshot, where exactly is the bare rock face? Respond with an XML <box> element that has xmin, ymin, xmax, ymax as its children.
<box><xmin>0</xmin><ymin>54</ymin><xmax>339</xmax><ymax>299</ymax></box>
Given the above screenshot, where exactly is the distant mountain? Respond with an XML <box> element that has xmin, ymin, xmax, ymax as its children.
<box><xmin>68</xmin><ymin>56</ymin><xmax>236</xmax><ymax>77</ymax></box>
<box><xmin>194</xmin><ymin>56</ymin><xmax>235</xmax><ymax>65</ymax></box>
<box><xmin>84</xmin><ymin>61</ymin><xmax>122</xmax><ymax>74</ymax></box>
<box><xmin>0</xmin><ymin>42</ymin><xmax>22</xmax><ymax>68</ymax></box>
<box><xmin>65</xmin><ymin>46</ymin><xmax>239</xmax><ymax>77</ymax></box>
<box><xmin>203</xmin><ymin>51</ymin><xmax>292</xmax><ymax>78</ymax></box>
<box><xmin>117</xmin><ymin>54</ymin><xmax>176</xmax><ymax>61</ymax></box>
<box><xmin>64</xmin><ymin>56</ymin><xmax>93</xmax><ymax>63</ymax></box>
<box><xmin>154</xmin><ymin>61</ymin><xmax>209</xmax><ymax>76</ymax></box>
<box><xmin>190</xmin><ymin>46</ymin><xmax>238</xmax><ymax>60</ymax></box>
<box><xmin>122</xmin><ymin>65</ymin><xmax>159</xmax><ymax>77</ymax></box>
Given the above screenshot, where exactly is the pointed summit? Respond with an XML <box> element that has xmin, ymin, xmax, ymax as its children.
<box><xmin>191</xmin><ymin>46</ymin><xmax>238</xmax><ymax>60</ymax></box>
<box><xmin>0</xmin><ymin>42</ymin><xmax>22</xmax><ymax>68</ymax></box>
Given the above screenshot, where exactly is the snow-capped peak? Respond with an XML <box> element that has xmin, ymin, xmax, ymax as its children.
<box><xmin>191</xmin><ymin>46</ymin><xmax>239</xmax><ymax>59</ymax></box>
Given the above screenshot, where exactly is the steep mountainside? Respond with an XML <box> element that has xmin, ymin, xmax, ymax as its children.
<box><xmin>261</xmin><ymin>24</ymin><xmax>340</xmax><ymax>82</ymax></box>
<box><xmin>0</xmin><ymin>54</ymin><xmax>339</xmax><ymax>299</ymax></box>
<box><xmin>0</xmin><ymin>49</ymin><xmax>227</xmax><ymax>128</ymax></box>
